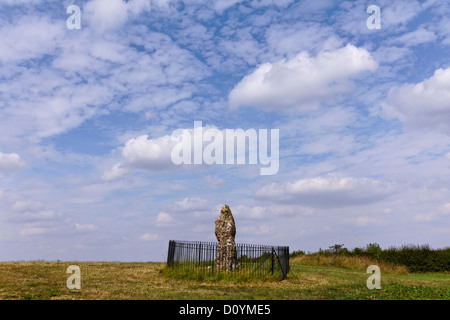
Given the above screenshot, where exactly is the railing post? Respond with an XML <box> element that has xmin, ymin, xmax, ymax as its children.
<box><xmin>167</xmin><ymin>240</ymin><xmax>174</xmax><ymax>267</ymax></box>
<box><xmin>166</xmin><ymin>240</ymin><xmax>289</xmax><ymax>280</ymax></box>
<box><xmin>271</xmin><ymin>248</ymin><xmax>274</xmax><ymax>275</ymax></box>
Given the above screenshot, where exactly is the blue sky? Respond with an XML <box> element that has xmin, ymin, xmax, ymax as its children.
<box><xmin>0</xmin><ymin>0</ymin><xmax>449</xmax><ymax>262</ymax></box>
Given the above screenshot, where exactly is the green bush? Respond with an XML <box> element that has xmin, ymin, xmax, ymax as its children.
<box><xmin>316</xmin><ymin>243</ymin><xmax>450</xmax><ymax>272</ymax></box>
<box><xmin>365</xmin><ymin>243</ymin><xmax>382</xmax><ymax>260</ymax></box>
<box><xmin>379</xmin><ymin>244</ymin><xmax>450</xmax><ymax>272</ymax></box>
<box><xmin>352</xmin><ymin>247</ymin><xmax>364</xmax><ymax>256</ymax></box>
<box><xmin>290</xmin><ymin>250</ymin><xmax>305</xmax><ymax>258</ymax></box>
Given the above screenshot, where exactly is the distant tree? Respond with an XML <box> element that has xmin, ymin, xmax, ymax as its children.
<box><xmin>329</xmin><ymin>244</ymin><xmax>345</xmax><ymax>254</ymax></box>
<box><xmin>365</xmin><ymin>243</ymin><xmax>382</xmax><ymax>259</ymax></box>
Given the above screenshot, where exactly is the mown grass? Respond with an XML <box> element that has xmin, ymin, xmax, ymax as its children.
<box><xmin>159</xmin><ymin>265</ymin><xmax>282</xmax><ymax>283</ymax></box>
<box><xmin>0</xmin><ymin>258</ymin><xmax>448</xmax><ymax>300</ymax></box>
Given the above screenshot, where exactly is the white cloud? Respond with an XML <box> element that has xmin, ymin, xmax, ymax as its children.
<box><xmin>212</xmin><ymin>0</ymin><xmax>242</xmax><ymax>13</ymax></box>
<box><xmin>140</xmin><ymin>232</ymin><xmax>160</xmax><ymax>241</ymax></box>
<box><xmin>17</xmin><ymin>219</ymin><xmax>64</xmax><ymax>237</ymax></box>
<box><xmin>0</xmin><ymin>152</ymin><xmax>25</xmax><ymax>175</ymax></box>
<box><xmin>439</xmin><ymin>203</ymin><xmax>450</xmax><ymax>214</ymax></box>
<box><xmin>254</xmin><ymin>174</ymin><xmax>395</xmax><ymax>208</ymax></box>
<box><xmin>19</xmin><ymin>226</ymin><xmax>50</xmax><ymax>236</ymax></box>
<box><xmin>231</xmin><ymin>205</ymin><xmax>267</xmax><ymax>220</ymax></box>
<box><xmin>84</xmin><ymin>0</ymin><xmax>131</xmax><ymax>33</ymax></box>
<box><xmin>0</xmin><ymin>16</ymin><xmax>62</xmax><ymax>63</ymax></box>
<box><xmin>332</xmin><ymin>0</ymin><xmax>425</xmax><ymax>36</ymax></box>
<box><xmin>265</xmin><ymin>21</ymin><xmax>340</xmax><ymax>58</ymax></box>
<box><xmin>22</xmin><ymin>210</ymin><xmax>61</xmax><ymax>222</ymax></box>
<box><xmin>156</xmin><ymin>211</ymin><xmax>174</xmax><ymax>223</ymax></box>
<box><xmin>229</xmin><ymin>44</ymin><xmax>377</xmax><ymax>111</ymax></box>
<box><xmin>413</xmin><ymin>212</ymin><xmax>436</xmax><ymax>222</ymax></box>
<box><xmin>373</xmin><ymin>46</ymin><xmax>411</xmax><ymax>63</ymax></box>
<box><xmin>75</xmin><ymin>223</ymin><xmax>99</xmax><ymax>232</ymax></box>
<box><xmin>437</xmin><ymin>17</ymin><xmax>450</xmax><ymax>45</ymax></box>
<box><xmin>250</xmin><ymin>0</ymin><xmax>294</xmax><ymax>8</ymax></box>
<box><xmin>84</xmin><ymin>0</ymin><xmax>175</xmax><ymax>33</ymax></box>
<box><xmin>0</xmin><ymin>0</ymin><xmax>43</xmax><ymax>4</ymax></box>
<box><xmin>171</xmin><ymin>197</ymin><xmax>209</xmax><ymax>213</ymax></box>
<box><xmin>0</xmin><ymin>12</ymin><xmax>208</xmax><ymax>146</ymax></box>
<box><xmin>121</xmin><ymin>135</ymin><xmax>177</xmax><ymax>171</ymax></box>
<box><xmin>240</xmin><ymin>225</ymin><xmax>273</xmax><ymax>235</ymax></box>
<box><xmin>205</xmin><ymin>175</ymin><xmax>226</xmax><ymax>187</ymax></box>
<box><xmin>11</xmin><ymin>200</ymin><xmax>45</xmax><ymax>213</ymax></box>
<box><xmin>300</xmin><ymin>134</ymin><xmax>356</xmax><ymax>155</ymax></box>
<box><xmin>0</xmin><ymin>189</ymin><xmax>67</xmax><ymax>231</ymax></box>
<box><xmin>381</xmin><ymin>0</ymin><xmax>423</xmax><ymax>28</ymax></box>
<box><xmin>108</xmin><ymin>124</ymin><xmax>216</xmax><ymax>175</ymax></box>
<box><xmin>380</xmin><ymin>67</ymin><xmax>450</xmax><ymax>132</ymax></box>
<box><xmin>102</xmin><ymin>163</ymin><xmax>128</xmax><ymax>181</ymax></box>
<box><xmin>352</xmin><ymin>216</ymin><xmax>385</xmax><ymax>226</ymax></box>
<box><xmin>389</xmin><ymin>26</ymin><xmax>437</xmax><ymax>46</ymax></box>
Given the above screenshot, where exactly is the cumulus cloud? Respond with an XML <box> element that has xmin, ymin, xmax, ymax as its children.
<box><xmin>0</xmin><ymin>189</ymin><xmax>66</xmax><ymax>234</ymax></box>
<box><xmin>104</xmin><ymin>123</ymin><xmax>228</xmax><ymax>176</ymax></box>
<box><xmin>254</xmin><ymin>174</ymin><xmax>395</xmax><ymax>208</ymax></box>
<box><xmin>380</xmin><ymin>67</ymin><xmax>450</xmax><ymax>132</ymax></box>
<box><xmin>103</xmin><ymin>127</ymin><xmax>196</xmax><ymax>177</ymax></box>
<box><xmin>121</xmin><ymin>134</ymin><xmax>178</xmax><ymax>171</ymax></box>
<box><xmin>0</xmin><ymin>152</ymin><xmax>25</xmax><ymax>175</ymax></box>
<box><xmin>156</xmin><ymin>211</ymin><xmax>174</xmax><ymax>224</ymax></box>
<box><xmin>229</xmin><ymin>44</ymin><xmax>377</xmax><ymax>111</ymax></box>
<box><xmin>231</xmin><ymin>205</ymin><xmax>267</xmax><ymax>220</ymax></box>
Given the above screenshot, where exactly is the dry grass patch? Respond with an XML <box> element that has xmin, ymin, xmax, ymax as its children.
<box><xmin>291</xmin><ymin>254</ymin><xmax>409</xmax><ymax>274</ymax></box>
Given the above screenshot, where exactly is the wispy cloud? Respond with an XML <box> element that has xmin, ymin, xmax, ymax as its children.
<box><xmin>1</xmin><ymin>0</ymin><xmax>450</xmax><ymax>261</ymax></box>
<box><xmin>255</xmin><ymin>174</ymin><xmax>396</xmax><ymax>208</ymax></box>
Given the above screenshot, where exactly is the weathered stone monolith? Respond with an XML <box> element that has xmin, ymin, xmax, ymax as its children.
<box><xmin>215</xmin><ymin>204</ymin><xmax>239</xmax><ymax>271</ymax></box>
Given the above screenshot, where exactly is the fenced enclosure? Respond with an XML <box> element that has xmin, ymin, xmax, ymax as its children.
<box><xmin>166</xmin><ymin>240</ymin><xmax>290</xmax><ymax>280</ymax></box>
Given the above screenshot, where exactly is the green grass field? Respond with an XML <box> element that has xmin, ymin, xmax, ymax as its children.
<box><xmin>0</xmin><ymin>257</ymin><xmax>448</xmax><ymax>300</ymax></box>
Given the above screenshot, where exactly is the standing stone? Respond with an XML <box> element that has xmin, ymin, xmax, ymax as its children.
<box><xmin>215</xmin><ymin>204</ymin><xmax>239</xmax><ymax>271</ymax></box>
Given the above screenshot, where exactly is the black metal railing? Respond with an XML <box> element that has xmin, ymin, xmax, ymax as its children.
<box><xmin>166</xmin><ymin>240</ymin><xmax>289</xmax><ymax>280</ymax></box>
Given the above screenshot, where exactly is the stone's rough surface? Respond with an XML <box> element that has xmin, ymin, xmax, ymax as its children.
<box><xmin>215</xmin><ymin>204</ymin><xmax>239</xmax><ymax>271</ymax></box>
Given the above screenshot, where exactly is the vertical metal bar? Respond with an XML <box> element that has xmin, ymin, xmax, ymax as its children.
<box><xmin>271</xmin><ymin>247</ymin><xmax>274</xmax><ymax>275</ymax></box>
